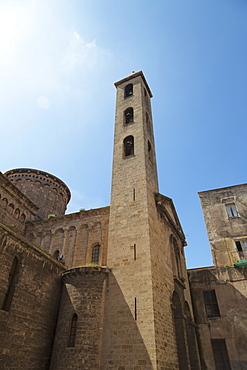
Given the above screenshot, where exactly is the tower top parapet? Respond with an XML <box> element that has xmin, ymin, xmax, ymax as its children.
<box><xmin>114</xmin><ymin>70</ymin><xmax>153</xmax><ymax>98</ymax></box>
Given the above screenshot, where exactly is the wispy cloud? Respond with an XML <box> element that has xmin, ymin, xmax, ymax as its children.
<box><xmin>62</xmin><ymin>32</ymin><xmax>97</xmax><ymax>71</ymax></box>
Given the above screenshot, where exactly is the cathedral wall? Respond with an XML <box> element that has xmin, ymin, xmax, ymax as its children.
<box><xmin>25</xmin><ymin>206</ymin><xmax>109</xmax><ymax>269</ymax></box>
<box><xmin>5</xmin><ymin>168</ymin><xmax>71</xmax><ymax>220</ymax></box>
<box><xmin>0</xmin><ymin>173</ymin><xmax>38</xmax><ymax>234</ymax></box>
<box><xmin>189</xmin><ymin>266</ymin><xmax>247</xmax><ymax>370</ymax></box>
<box><xmin>0</xmin><ymin>223</ymin><xmax>65</xmax><ymax>369</ymax></box>
<box><xmin>50</xmin><ymin>266</ymin><xmax>109</xmax><ymax>370</ymax></box>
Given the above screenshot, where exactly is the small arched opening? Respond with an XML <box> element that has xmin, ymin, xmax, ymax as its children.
<box><xmin>123</xmin><ymin>136</ymin><xmax>134</xmax><ymax>157</ymax></box>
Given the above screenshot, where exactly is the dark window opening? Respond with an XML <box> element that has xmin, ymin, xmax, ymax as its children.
<box><xmin>203</xmin><ymin>290</ymin><xmax>220</xmax><ymax>318</ymax></box>
<box><xmin>2</xmin><ymin>257</ymin><xmax>19</xmax><ymax>311</ymax></box>
<box><xmin>235</xmin><ymin>241</ymin><xmax>244</xmax><ymax>258</ymax></box>
<box><xmin>133</xmin><ymin>188</ymin><xmax>136</xmax><ymax>201</ymax></box>
<box><xmin>148</xmin><ymin>140</ymin><xmax>152</xmax><ymax>160</ymax></box>
<box><xmin>226</xmin><ymin>204</ymin><xmax>238</xmax><ymax>218</ymax></box>
<box><xmin>53</xmin><ymin>250</ymin><xmax>60</xmax><ymax>260</ymax></box>
<box><xmin>124</xmin><ymin>136</ymin><xmax>134</xmax><ymax>157</ymax></box>
<box><xmin>92</xmin><ymin>244</ymin><xmax>100</xmax><ymax>264</ymax></box>
<box><xmin>134</xmin><ymin>298</ymin><xmax>137</xmax><ymax>320</ymax></box>
<box><xmin>211</xmin><ymin>339</ymin><xmax>231</xmax><ymax>370</ymax></box>
<box><xmin>68</xmin><ymin>313</ymin><xmax>78</xmax><ymax>347</ymax></box>
<box><xmin>235</xmin><ymin>240</ymin><xmax>247</xmax><ymax>259</ymax></box>
<box><xmin>125</xmin><ymin>84</ymin><xmax>133</xmax><ymax>98</ymax></box>
<box><xmin>173</xmin><ymin>238</ymin><xmax>182</xmax><ymax>278</ymax></box>
<box><xmin>2</xmin><ymin>198</ymin><xmax>8</xmax><ymax>209</ymax></box>
<box><xmin>124</xmin><ymin>107</ymin><xmax>134</xmax><ymax>124</ymax></box>
<box><xmin>134</xmin><ymin>244</ymin><xmax>136</xmax><ymax>261</ymax></box>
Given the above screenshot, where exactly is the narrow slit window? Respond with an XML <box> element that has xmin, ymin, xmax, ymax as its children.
<box><xmin>226</xmin><ymin>204</ymin><xmax>238</xmax><ymax>218</ymax></box>
<box><xmin>148</xmin><ymin>140</ymin><xmax>152</xmax><ymax>160</ymax></box>
<box><xmin>68</xmin><ymin>314</ymin><xmax>78</xmax><ymax>347</ymax></box>
<box><xmin>124</xmin><ymin>136</ymin><xmax>134</xmax><ymax>157</ymax></box>
<box><xmin>2</xmin><ymin>257</ymin><xmax>19</xmax><ymax>312</ymax></box>
<box><xmin>133</xmin><ymin>188</ymin><xmax>136</xmax><ymax>201</ymax></box>
<box><xmin>134</xmin><ymin>298</ymin><xmax>137</xmax><ymax>320</ymax></box>
<box><xmin>124</xmin><ymin>107</ymin><xmax>134</xmax><ymax>124</ymax></box>
<box><xmin>125</xmin><ymin>84</ymin><xmax>133</xmax><ymax>98</ymax></box>
<box><xmin>92</xmin><ymin>244</ymin><xmax>100</xmax><ymax>264</ymax></box>
<box><xmin>134</xmin><ymin>244</ymin><xmax>136</xmax><ymax>260</ymax></box>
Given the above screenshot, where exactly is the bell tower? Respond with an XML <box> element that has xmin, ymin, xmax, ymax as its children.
<box><xmin>101</xmin><ymin>71</ymin><xmax>191</xmax><ymax>369</ymax></box>
<box><xmin>101</xmin><ymin>72</ymin><xmax>162</xmax><ymax>368</ymax></box>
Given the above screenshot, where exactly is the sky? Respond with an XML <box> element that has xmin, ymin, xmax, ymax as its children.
<box><xmin>1</xmin><ymin>0</ymin><xmax>247</xmax><ymax>268</ymax></box>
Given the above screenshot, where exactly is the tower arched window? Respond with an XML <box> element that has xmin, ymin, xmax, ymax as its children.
<box><xmin>92</xmin><ymin>244</ymin><xmax>100</xmax><ymax>264</ymax></box>
<box><xmin>124</xmin><ymin>107</ymin><xmax>134</xmax><ymax>124</ymax></box>
<box><xmin>124</xmin><ymin>136</ymin><xmax>134</xmax><ymax>157</ymax></box>
<box><xmin>124</xmin><ymin>84</ymin><xmax>133</xmax><ymax>98</ymax></box>
<box><xmin>1</xmin><ymin>257</ymin><xmax>19</xmax><ymax>311</ymax></box>
<box><xmin>68</xmin><ymin>313</ymin><xmax>78</xmax><ymax>347</ymax></box>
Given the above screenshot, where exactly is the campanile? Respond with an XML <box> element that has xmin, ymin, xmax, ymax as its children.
<box><xmin>101</xmin><ymin>72</ymin><xmax>161</xmax><ymax>368</ymax></box>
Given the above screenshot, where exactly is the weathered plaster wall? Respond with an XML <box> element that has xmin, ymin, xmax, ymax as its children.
<box><xmin>189</xmin><ymin>266</ymin><xmax>247</xmax><ymax>370</ymax></box>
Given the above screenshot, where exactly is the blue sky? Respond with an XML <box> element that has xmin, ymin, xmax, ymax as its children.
<box><xmin>1</xmin><ymin>0</ymin><xmax>247</xmax><ymax>268</ymax></box>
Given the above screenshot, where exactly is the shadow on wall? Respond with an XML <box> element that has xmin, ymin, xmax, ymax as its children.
<box><xmin>189</xmin><ymin>267</ymin><xmax>247</xmax><ymax>370</ymax></box>
<box><xmin>50</xmin><ymin>267</ymin><xmax>152</xmax><ymax>369</ymax></box>
<box><xmin>101</xmin><ymin>272</ymin><xmax>153</xmax><ymax>369</ymax></box>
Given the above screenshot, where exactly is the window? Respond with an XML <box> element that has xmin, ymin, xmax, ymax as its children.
<box><xmin>235</xmin><ymin>240</ymin><xmax>247</xmax><ymax>259</ymax></box>
<box><xmin>226</xmin><ymin>204</ymin><xmax>238</xmax><ymax>218</ymax></box>
<box><xmin>148</xmin><ymin>140</ymin><xmax>152</xmax><ymax>160</ymax></box>
<box><xmin>92</xmin><ymin>244</ymin><xmax>100</xmax><ymax>264</ymax></box>
<box><xmin>124</xmin><ymin>107</ymin><xmax>134</xmax><ymax>124</ymax></box>
<box><xmin>124</xmin><ymin>84</ymin><xmax>133</xmax><ymax>98</ymax></box>
<box><xmin>2</xmin><ymin>198</ymin><xmax>8</xmax><ymax>209</ymax></box>
<box><xmin>211</xmin><ymin>339</ymin><xmax>231</xmax><ymax>370</ymax></box>
<box><xmin>68</xmin><ymin>314</ymin><xmax>78</xmax><ymax>347</ymax></box>
<box><xmin>53</xmin><ymin>250</ymin><xmax>60</xmax><ymax>260</ymax></box>
<box><xmin>14</xmin><ymin>208</ymin><xmax>20</xmax><ymax>219</ymax></box>
<box><xmin>124</xmin><ymin>136</ymin><xmax>134</xmax><ymax>157</ymax></box>
<box><xmin>203</xmin><ymin>290</ymin><xmax>220</xmax><ymax>318</ymax></box>
<box><xmin>1</xmin><ymin>257</ymin><xmax>19</xmax><ymax>311</ymax></box>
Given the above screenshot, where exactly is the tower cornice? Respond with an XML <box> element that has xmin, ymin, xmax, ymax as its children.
<box><xmin>114</xmin><ymin>71</ymin><xmax>153</xmax><ymax>98</ymax></box>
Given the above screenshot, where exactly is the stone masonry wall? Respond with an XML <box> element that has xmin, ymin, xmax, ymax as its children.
<box><xmin>0</xmin><ymin>223</ymin><xmax>65</xmax><ymax>369</ymax></box>
<box><xmin>0</xmin><ymin>172</ymin><xmax>38</xmax><ymax>234</ymax></box>
<box><xmin>25</xmin><ymin>206</ymin><xmax>109</xmax><ymax>269</ymax></box>
<box><xmin>50</xmin><ymin>266</ymin><xmax>110</xmax><ymax>370</ymax></box>
<box><xmin>5</xmin><ymin>168</ymin><xmax>71</xmax><ymax>220</ymax></box>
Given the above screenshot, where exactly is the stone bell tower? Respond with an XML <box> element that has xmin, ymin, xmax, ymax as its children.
<box><xmin>101</xmin><ymin>72</ymin><xmax>181</xmax><ymax>369</ymax></box>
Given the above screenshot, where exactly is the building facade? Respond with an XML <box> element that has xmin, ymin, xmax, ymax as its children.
<box><xmin>0</xmin><ymin>72</ymin><xmax>246</xmax><ymax>369</ymax></box>
<box><xmin>188</xmin><ymin>185</ymin><xmax>247</xmax><ymax>370</ymax></box>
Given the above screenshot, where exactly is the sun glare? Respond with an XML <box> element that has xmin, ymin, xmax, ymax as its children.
<box><xmin>0</xmin><ymin>3</ymin><xmax>33</xmax><ymax>62</ymax></box>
